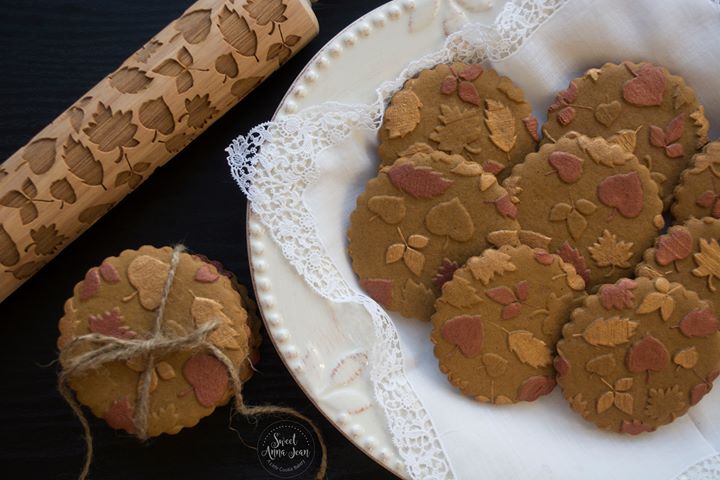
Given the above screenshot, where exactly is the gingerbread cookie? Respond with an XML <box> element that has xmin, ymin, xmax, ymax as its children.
<box><xmin>556</xmin><ymin>277</ymin><xmax>720</xmax><ymax>434</ymax></box>
<box><xmin>542</xmin><ymin>62</ymin><xmax>709</xmax><ymax>206</ymax></box>
<box><xmin>503</xmin><ymin>132</ymin><xmax>664</xmax><ymax>289</ymax></box>
<box><xmin>58</xmin><ymin>246</ymin><xmax>258</xmax><ymax>437</ymax></box>
<box><xmin>431</xmin><ymin>244</ymin><xmax>585</xmax><ymax>404</ymax></box>
<box><xmin>378</xmin><ymin>63</ymin><xmax>538</xmax><ymax>178</ymax></box>
<box><xmin>637</xmin><ymin>217</ymin><xmax>720</xmax><ymax>310</ymax></box>
<box><xmin>672</xmin><ymin>140</ymin><xmax>720</xmax><ymax>222</ymax></box>
<box><xmin>348</xmin><ymin>146</ymin><xmax>520</xmax><ymax>320</ymax></box>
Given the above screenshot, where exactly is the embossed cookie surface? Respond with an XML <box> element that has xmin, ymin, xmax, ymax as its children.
<box><xmin>348</xmin><ymin>147</ymin><xmax>519</xmax><ymax>320</ymax></box>
<box><xmin>637</xmin><ymin>217</ymin><xmax>720</xmax><ymax>309</ymax></box>
<box><xmin>432</xmin><ymin>245</ymin><xmax>585</xmax><ymax>404</ymax></box>
<box><xmin>58</xmin><ymin>246</ymin><xmax>257</xmax><ymax>437</ymax></box>
<box><xmin>503</xmin><ymin>132</ymin><xmax>664</xmax><ymax>289</ymax></box>
<box><xmin>672</xmin><ymin>141</ymin><xmax>720</xmax><ymax>222</ymax></box>
<box><xmin>556</xmin><ymin>277</ymin><xmax>720</xmax><ymax>434</ymax></box>
<box><xmin>542</xmin><ymin>62</ymin><xmax>709</xmax><ymax>206</ymax></box>
<box><xmin>378</xmin><ymin>63</ymin><xmax>538</xmax><ymax>178</ymax></box>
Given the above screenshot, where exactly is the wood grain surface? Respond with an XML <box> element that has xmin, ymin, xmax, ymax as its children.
<box><xmin>0</xmin><ymin>1</ymin><xmax>397</xmax><ymax>478</ymax></box>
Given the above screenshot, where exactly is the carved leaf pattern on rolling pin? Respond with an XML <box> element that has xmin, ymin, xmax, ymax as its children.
<box><xmin>108</xmin><ymin>67</ymin><xmax>153</xmax><ymax>94</ymax></box>
<box><xmin>0</xmin><ymin>0</ymin><xmax>316</xmax><ymax>301</ymax></box>
<box><xmin>0</xmin><ymin>178</ymin><xmax>42</xmax><ymax>225</ymax></box>
<box><xmin>21</xmin><ymin>138</ymin><xmax>57</xmax><ymax>174</ymax></box>
<box><xmin>62</xmin><ymin>137</ymin><xmax>106</xmax><ymax>189</ymax></box>
<box><xmin>83</xmin><ymin>103</ymin><xmax>140</xmax><ymax>162</ymax></box>
<box><xmin>49</xmin><ymin>178</ymin><xmax>77</xmax><ymax>208</ymax></box>
<box><xmin>174</xmin><ymin>9</ymin><xmax>212</xmax><ymax>44</ymax></box>
<box><xmin>152</xmin><ymin>47</ymin><xmax>202</xmax><ymax>94</ymax></box>
<box><xmin>0</xmin><ymin>225</ymin><xmax>19</xmax><ymax>267</ymax></box>
<box><xmin>217</xmin><ymin>6</ymin><xmax>259</xmax><ymax>61</ymax></box>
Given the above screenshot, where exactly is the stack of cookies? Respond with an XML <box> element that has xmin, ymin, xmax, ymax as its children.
<box><xmin>348</xmin><ymin>61</ymin><xmax>720</xmax><ymax>435</ymax></box>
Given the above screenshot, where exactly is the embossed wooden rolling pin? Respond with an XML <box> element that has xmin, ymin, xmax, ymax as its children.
<box><xmin>0</xmin><ymin>0</ymin><xmax>318</xmax><ymax>302</ymax></box>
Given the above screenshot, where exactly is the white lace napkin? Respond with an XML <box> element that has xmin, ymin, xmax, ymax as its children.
<box><xmin>228</xmin><ymin>0</ymin><xmax>720</xmax><ymax>478</ymax></box>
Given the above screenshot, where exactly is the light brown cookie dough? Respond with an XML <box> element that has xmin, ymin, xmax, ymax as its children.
<box><xmin>542</xmin><ymin>61</ymin><xmax>709</xmax><ymax>206</ymax></box>
<box><xmin>378</xmin><ymin>63</ymin><xmax>538</xmax><ymax>178</ymax></box>
<box><xmin>58</xmin><ymin>246</ymin><xmax>257</xmax><ymax>437</ymax></box>
<box><xmin>672</xmin><ymin>141</ymin><xmax>720</xmax><ymax>222</ymax></box>
<box><xmin>432</xmin><ymin>244</ymin><xmax>585</xmax><ymax>404</ymax></box>
<box><xmin>637</xmin><ymin>217</ymin><xmax>720</xmax><ymax>310</ymax></box>
<box><xmin>503</xmin><ymin>132</ymin><xmax>664</xmax><ymax>289</ymax></box>
<box><xmin>349</xmin><ymin>146</ymin><xmax>520</xmax><ymax>320</ymax></box>
<box><xmin>556</xmin><ymin>277</ymin><xmax>720</xmax><ymax>434</ymax></box>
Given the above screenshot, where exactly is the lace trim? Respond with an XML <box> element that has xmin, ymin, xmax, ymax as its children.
<box><xmin>675</xmin><ymin>454</ymin><xmax>720</xmax><ymax>480</ymax></box>
<box><xmin>227</xmin><ymin>0</ymin><xmax>718</xmax><ymax>478</ymax></box>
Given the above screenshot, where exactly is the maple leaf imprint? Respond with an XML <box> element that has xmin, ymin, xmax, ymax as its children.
<box><xmin>83</xmin><ymin>103</ymin><xmax>139</xmax><ymax>163</ymax></box>
<box><xmin>693</xmin><ymin>238</ymin><xmax>720</xmax><ymax>292</ymax></box>
<box><xmin>429</xmin><ymin>105</ymin><xmax>483</xmax><ymax>155</ymax></box>
<box><xmin>588</xmin><ymin>230</ymin><xmax>634</xmax><ymax>276</ymax></box>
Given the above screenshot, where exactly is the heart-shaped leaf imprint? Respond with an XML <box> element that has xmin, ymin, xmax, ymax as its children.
<box><xmin>183</xmin><ymin>353</ymin><xmax>229</xmax><ymax>408</ymax></box>
<box><xmin>622</xmin><ymin>63</ymin><xmax>666</xmax><ymax>106</ymax></box>
<box><xmin>627</xmin><ymin>334</ymin><xmax>669</xmax><ymax>373</ymax></box>
<box><xmin>367</xmin><ymin>195</ymin><xmax>406</xmax><ymax>224</ymax></box>
<box><xmin>442</xmin><ymin>315</ymin><xmax>484</xmax><ymax>357</ymax></box>
<box><xmin>127</xmin><ymin>255</ymin><xmax>170</xmax><ymax>310</ymax></box>
<box><xmin>597</xmin><ymin>171</ymin><xmax>644</xmax><ymax>218</ymax></box>
<box><xmin>360</xmin><ymin>278</ymin><xmax>393</xmax><ymax>308</ymax></box>
<box><xmin>654</xmin><ymin>227</ymin><xmax>692</xmax><ymax>266</ymax></box>
<box><xmin>679</xmin><ymin>308</ymin><xmax>719</xmax><ymax>337</ymax></box>
<box><xmin>425</xmin><ymin>197</ymin><xmax>474</xmax><ymax>242</ymax></box>
<box><xmin>595</xmin><ymin>100</ymin><xmax>622</xmax><ymax>127</ymax></box>
<box><xmin>548</xmin><ymin>151</ymin><xmax>583</xmax><ymax>183</ymax></box>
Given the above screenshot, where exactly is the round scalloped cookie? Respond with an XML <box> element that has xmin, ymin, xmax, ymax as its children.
<box><xmin>542</xmin><ymin>61</ymin><xmax>709</xmax><ymax>206</ymax></box>
<box><xmin>432</xmin><ymin>244</ymin><xmax>585</xmax><ymax>404</ymax></box>
<box><xmin>557</xmin><ymin>277</ymin><xmax>720</xmax><ymax>434</ymax></box>
<box><xmin>636</xmin><ymin>217</ymin><xmax>720</xmax><ymax>310</ymax></box>
<box><xmin>349</xmin><ymin>146</ymin><xmax>520</xmax><ymax>321</ymax></box>
<box><xmin>378</xmin><ymin>63</ymin><xmax>538</xmax><ymax>178</ymax></box>
<box><xmin>672</xmin><ymin>140</ymin><xmax>720</xmax><ymax>222</ymax></box>
<box><xmin>58</xmin><ymin>246</ymin><xmax>257</xmax><ymax>437</ymax></box>
<box><xmin>503</xmin><ymin>132</ymin><xmax>664</xmax><ymax>289</ymax></box>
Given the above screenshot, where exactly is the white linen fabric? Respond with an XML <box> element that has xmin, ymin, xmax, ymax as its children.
<box><xmin>227</xmin><ymin>0</ymin><xmax>720</xmax><ymax>478</ymax></box>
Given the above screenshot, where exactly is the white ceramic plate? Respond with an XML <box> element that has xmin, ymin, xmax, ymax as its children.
<box><xmin>246</xmin><ymin>0</ymin><xmax>507</xmax><ymax>476</ymax></box>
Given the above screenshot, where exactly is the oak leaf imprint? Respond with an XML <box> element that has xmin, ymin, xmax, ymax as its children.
<box><xmin>441</xmin><ymin>276</ymin><xmax>481</xmax><ymax>307</ymax></box>
<box><xmin>679</xmin><ymin>308</ymin><xmax>719</xmax><ymax>338</ymax></box>
<box><xmin>655</xmin><ymin>227</ymin><xmax>692</xmax><ymax>266</ymax></box>
<box><xmin>133</xmin><ymin>40</ymin><xmax>162</xmax><ymax>63</ymax></box>
<box><xmin>599</xmin><ymin>279</ymin><xmax>637</xmax><ymax>310</ymax></box>
<box><xmin>244</xmin><ymin>0</ymin><xmax>287</xmax><ymax>26</ymax></box>
<box><xmin>673</xmin><ymin>347</ymin><xmax>698</xmax><ymax>369</ymax></box>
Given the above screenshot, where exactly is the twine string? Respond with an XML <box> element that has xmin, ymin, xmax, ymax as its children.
<box><xmin>58</xmin><ymin>245</ymin><xmax>327</xmax><ymax>479</ymax></box>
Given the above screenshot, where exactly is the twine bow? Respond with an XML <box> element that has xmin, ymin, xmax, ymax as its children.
<box><xmin>58</xmin><ymin>245</ymin><xmax>327</xmax><ymax>479</ymax></box>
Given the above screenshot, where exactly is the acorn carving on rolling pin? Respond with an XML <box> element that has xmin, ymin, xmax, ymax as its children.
<box><xmin>0</xmin><ymin>0</ymin><xmax>319</xmax><ymax>302</ymax></box>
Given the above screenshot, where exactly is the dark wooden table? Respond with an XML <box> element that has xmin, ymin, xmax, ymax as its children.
<box><xmin>0</xmin><ymin>1</ymin><xmax>398</xmax><ymax>478</ymax></box>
